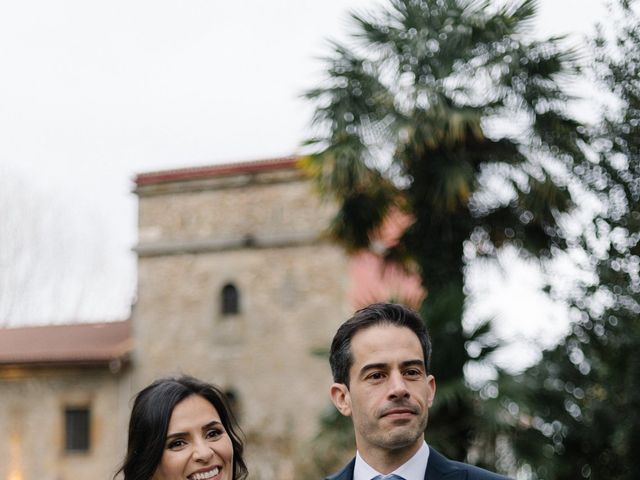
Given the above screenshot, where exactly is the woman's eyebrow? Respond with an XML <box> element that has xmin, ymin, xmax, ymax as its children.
<box><xmin>201</xmin><ymin>420</ymin><xmax>223</xmax><ymax>431</ymax></box>
<box><xmin>166</xmin><ymin>419</ymin><xmax>222</xmax><ymax>439</ymax></box>
<box><xmin>166</xmin><ymin>430</ymin><xmax>187</xmax><ymax>440</ymax></box>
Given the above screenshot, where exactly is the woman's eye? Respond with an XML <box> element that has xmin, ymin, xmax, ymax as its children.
<box><xmin>167</xmin><ymin>439</ymin><xmax>186</xmax><ymax>450</ymax></box>
<box><xmin>206</xmin><ymin>428</ymin><xmax>223</xmax><ymax>439</ymax></box>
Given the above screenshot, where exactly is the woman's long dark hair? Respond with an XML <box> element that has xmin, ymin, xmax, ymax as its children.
<box><xmin>115</xmin><ymin>375</ymin><xmax>247</xmax><ymax>480</ymax></box>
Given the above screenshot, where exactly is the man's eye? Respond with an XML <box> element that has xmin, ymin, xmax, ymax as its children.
<box><xmin>367</xmin><ymin>372</ymin><xmax>384</xmax><ymax>380</ymax></box>
<box><xmin>405</xmin><ymin>369</ymin><xmax>422</xmax><ymax>377</ymax></box>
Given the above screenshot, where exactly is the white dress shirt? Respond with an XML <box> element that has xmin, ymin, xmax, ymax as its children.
<box><xmin>353</xmin><ymin>441</ymin><xmax>430</xmax><ymax>480</ymax></box>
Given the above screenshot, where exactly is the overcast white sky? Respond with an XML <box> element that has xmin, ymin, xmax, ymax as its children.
<box><xmin>0</xmin><ymin>0</ymin><xmax>607</xmax><ymax>339</ymax></box>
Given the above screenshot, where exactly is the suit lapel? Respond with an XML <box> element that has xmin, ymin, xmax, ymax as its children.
<box><xmin>328</xmin><ymin>448</ymin><xmax>469</xmax><ymax>480</ymax></box>
<box><xmin>326</xmin><ymin>458</ymin><xmax>356</xmax><ymax>480</ymax></box>
<box><xmin>426</xmin><ymin>447</ymin><xmax>467</xmax><ymax>480</ymax></box>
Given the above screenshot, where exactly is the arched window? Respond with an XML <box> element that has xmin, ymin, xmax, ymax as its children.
<box><xmin>221</xmin><ymin>283</ymin><xmax>240</xmax><ymax>316</ymax></box>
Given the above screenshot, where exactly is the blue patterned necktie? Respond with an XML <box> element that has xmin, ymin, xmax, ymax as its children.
<box><xmin>371</xmin><ymin>475</ymin><xmax>406</xmax><ymax>480</ymax></box>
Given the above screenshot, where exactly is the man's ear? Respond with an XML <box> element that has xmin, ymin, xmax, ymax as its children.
<box><xmin>330</xmin><ymin>382</ymin><xmax>352</xmax><ymax>417</ymax></box>
<box><xmin>426</xmin><ymin>374</ymin><xmax>436</xmax><ymax>408</ymax></box>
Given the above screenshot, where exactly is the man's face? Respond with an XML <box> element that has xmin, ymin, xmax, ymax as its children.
<box><xmin>330</xmin><ymin>324</ymin><xmax>436</xmax><ymax>459</ymax></box>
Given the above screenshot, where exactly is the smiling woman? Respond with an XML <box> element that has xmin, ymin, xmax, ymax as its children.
<box><xmin>115</xmin><ymin>376</ymin><xmax>247</xmax><ymax>480</ymax></box>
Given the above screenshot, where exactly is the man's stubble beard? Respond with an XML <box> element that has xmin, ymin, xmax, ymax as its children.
<box><xmin>362</xmin><ymin>412</ymin><xmax>429</xmax><ymax>451</ymax></box>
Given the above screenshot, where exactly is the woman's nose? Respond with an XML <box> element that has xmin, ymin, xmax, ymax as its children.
<box><xmin>192</xmin><ymin>439</ymin><xmax>214</xmax><ymax>462</ymax></box>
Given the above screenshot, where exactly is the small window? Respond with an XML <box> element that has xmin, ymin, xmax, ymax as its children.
<box><xmin>221</xmin><ymin>283</ymin><xmax>240</xmax><ymax>315</ymax></box>
<box><xmin>65</xmin><ymin>407</ymin><xmax>90</xmax><ymax>452</ymax></box>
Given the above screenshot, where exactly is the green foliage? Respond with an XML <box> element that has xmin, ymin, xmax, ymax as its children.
<box><xmin>297</xmin><ymin>406</ymin><xmax>356</xmax><ymax>478</ymax></box>
<box><xmin>304</xmin><ymin>0</ymin><xmax>588</xmax><ymax>475</ymax></box>
<box><xmin>501</xmin><ymin>1</ymin><xmax>640</xmax><ymax>478</ymax></box>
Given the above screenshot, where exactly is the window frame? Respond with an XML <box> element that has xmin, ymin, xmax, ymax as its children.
<box><xmin>64</xmin><ymin>406</ymin><xmax>91</xmax><ymax>453</ymax></box>
<box><xmin>221</xmin><ymin>283</ymin><xmax>240</xmax><ymax>316</ymax></box>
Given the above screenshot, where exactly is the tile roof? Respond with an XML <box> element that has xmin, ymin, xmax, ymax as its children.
<box><xmin>0</xmin><ymin>320</ymin><xmax>131</xmax><ymax>366</ymax></box>
<box><xmin>135</xmin><ymin>156</ymin><xmax>299</xmax><ymax>186</ymax></box>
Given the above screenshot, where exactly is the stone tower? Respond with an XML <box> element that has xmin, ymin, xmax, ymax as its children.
<box><xmin>132</xmin><ymin>157</ymin><xmax>351</xmax><ymax>478</ymax></box>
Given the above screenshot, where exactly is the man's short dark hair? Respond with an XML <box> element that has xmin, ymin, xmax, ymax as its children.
<box><xmin>329</xmin><ymin>302</ymin><xmax>431</xmax><ymax>386</ymax></box>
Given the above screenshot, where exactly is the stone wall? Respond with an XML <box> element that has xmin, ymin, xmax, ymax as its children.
<box><xmin>0</xmin><ymin>367</ymin><xmax>130</xmax><ymax>480</ymax></box>
<box><xmin>132</xmin><ymin>163</ymin><xmax>351</xmax><ymax>479</ymax></box>
<box><xmin>0</xmin><ymin>161</ymin><xmax>353</xmax><ymax>480</ymax></box>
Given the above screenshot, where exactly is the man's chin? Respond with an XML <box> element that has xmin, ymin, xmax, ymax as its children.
<box><xmin>382</xmin><ymin>428</ymin><xmax>424</xmax><ymax>450</ymax></box>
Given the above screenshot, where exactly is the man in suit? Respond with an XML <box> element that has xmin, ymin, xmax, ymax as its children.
<box><xmin>326</xmin><ymin>303</ymin><xmax>509</xmax><ymax>480</ymax></box>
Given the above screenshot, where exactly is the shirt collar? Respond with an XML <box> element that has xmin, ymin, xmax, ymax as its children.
<box><xmin>353</xmin><ymin>441</ymin><xmax>430</xmax><ymax>480</ymax></box>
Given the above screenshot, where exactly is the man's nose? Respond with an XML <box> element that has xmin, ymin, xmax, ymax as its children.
<box><xmin>388</xmin><ymin>371</ymin><xmax>410</xmax><ymax>399</ymax></box>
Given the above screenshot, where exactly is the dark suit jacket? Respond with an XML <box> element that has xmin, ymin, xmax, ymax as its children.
<box><xmin>325</xmin><ymin>446</ymin><xmax>510</xmax><ymax>480</ymax></box>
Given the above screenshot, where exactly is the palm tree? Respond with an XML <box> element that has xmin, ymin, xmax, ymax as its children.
<box><xmin>303</xmin><ymin>0</ymin><xmax>587</xmax><ymax>472</ymax></box>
